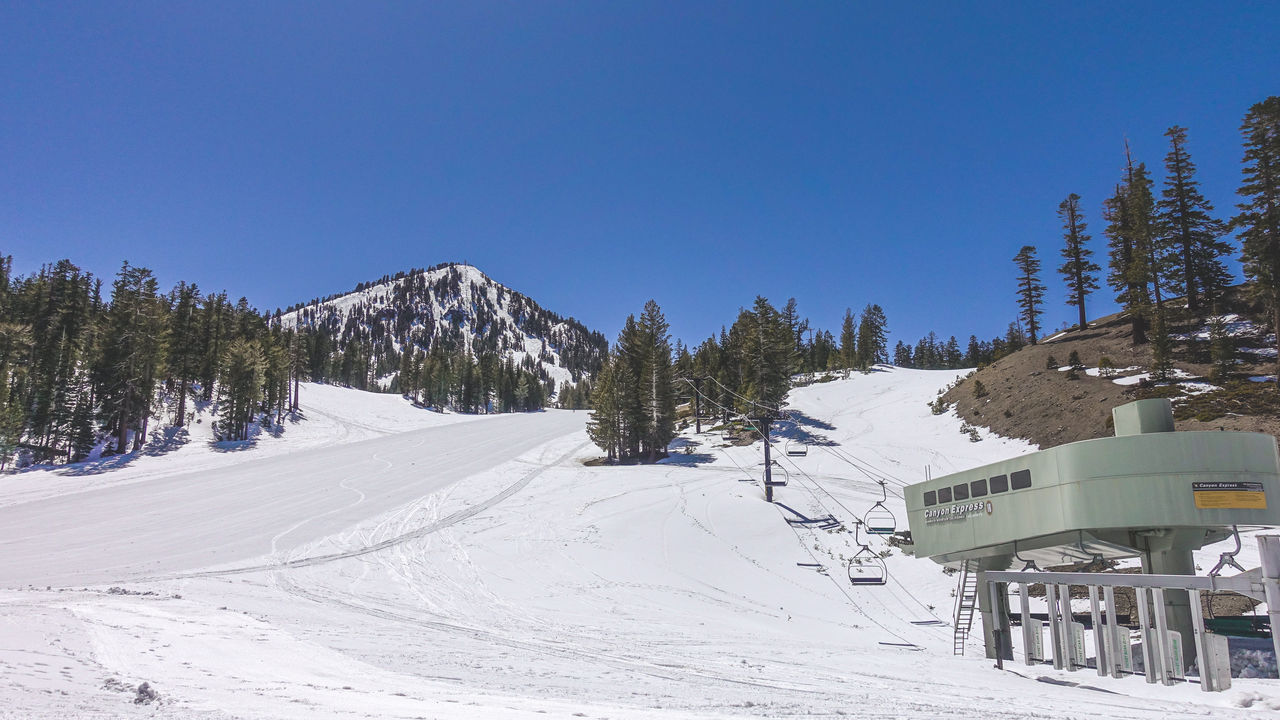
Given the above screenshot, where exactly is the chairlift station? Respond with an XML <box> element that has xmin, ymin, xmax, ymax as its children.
<box><xmin>904</xmin><ymin>398</ymin><xmax>1280</xmax><ymax>677</ymax></box>
<box><xmin>906</xmin><ymin>399</ymin><xmax>1280</xmax><ymax>570</ymax></box>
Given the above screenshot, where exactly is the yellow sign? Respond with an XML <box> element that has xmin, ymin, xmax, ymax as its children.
<box><xmin>1193</xmin><ymin>481</ymin><xmax>1267</xmax><ymax>510</ymax></box>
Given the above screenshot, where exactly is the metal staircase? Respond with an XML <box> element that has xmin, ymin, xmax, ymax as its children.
<box><xmin>952</xmin><ymin>560</ymin><xmax>978</xmax><ymax>655</ymax></box>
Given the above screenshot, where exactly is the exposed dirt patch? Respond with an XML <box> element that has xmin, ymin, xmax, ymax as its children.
<box><xmin>942</xmin><ymin>290</ymin><xmax>1280</xmax><ymax>449</ymax></box>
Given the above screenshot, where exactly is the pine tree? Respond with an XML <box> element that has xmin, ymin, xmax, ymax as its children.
<box><xmin>1105</xmin><ymin>151</ymin><xmax>1159</xmax><ymax>346</ymax></box>
<box><xmin>636</xmin><ymin>300</ymin><xmax>676</xmax><ymax>461</ymax></box>
<box><xmin>587</xmin><ymin>353</ymin><xmax>621</xmax><ymax>460</ymax></box>
<box><xmin>839</xmin><ymin>308</ymin><xmax>857</xmax><ymax>371</ymax></box>
<box><xmin>1012</xmin><ymin>246</ymin><xmax>1046</xmax><ymax>344</ymax></box>
<box><xmin>1235</xmin><ymin>96</ymin><xmax>1280</xmax><ymax>387</ymax></box>
<box><xmin>1150</xmin><ymin>313</ymin><xmax>1174</xmax><ymax>382</ymax></box>
<box><xmin>1057</xmin><ymin>194</ymin><xmax>1100</xmax><ymax>331</ymax></box>
<box><xmin>892</xmin><ymin>340</ymin><xmax>912</xmax><ymax>368</ymax></box>
<box><xmin>1207</xmin><ymin>312</ymin><xmax>1236</xmax><ymax>383</ymax></box>
<box><xmin>855</xmin><ymin>304</ymin><xmax>888</xmax><ymax>369</ymax></box>
<box><xmin>167</xmin><ymin>281</ymin><xmax>202</xmax><ymax>427</ymax></box>
<box><xmin>217</xmin><ymin>338</ymin><xmax>266</xmax><ymax>441</ymax></box>
<box><xmin>1159</xmin><ymin>126</ymin><xmax>1232</xmax><ymax>315</ymax></box>
<box><xmin>100</xmin><ymin>263</ymin><xmax>168</xmax><ymax>453</ymax></box>
<box><xmin>733</xmin><ymin>297</ymin><xmax>795</xmax><ymax>413</ymax></box>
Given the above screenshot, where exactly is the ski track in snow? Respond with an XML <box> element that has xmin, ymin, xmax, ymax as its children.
<box><xmin>0</xmin><ymin>370</ymin><xmax>1277</xmax><ymax>718</ymax></box>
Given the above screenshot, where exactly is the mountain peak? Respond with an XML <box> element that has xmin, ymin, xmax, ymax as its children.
<box><xmin>277</xmin><ymin>264</ymin><xmax>607</xmax><ymax>391</ymax></box>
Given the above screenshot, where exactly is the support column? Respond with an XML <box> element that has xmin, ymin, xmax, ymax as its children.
<box><xmin>1139</xmin><ymin>530</ymin><xmax>1198</xmax><ymax>670</ymax></box>
<box><xmin>1259</xmin><ymin>535</ymin><xmax>1280</xmax><ymax>674</ymax></box>
<box><xmin>977</xmin><ymin>555</ymin><xmax>1013</xmax><ymax>660</ymax></box>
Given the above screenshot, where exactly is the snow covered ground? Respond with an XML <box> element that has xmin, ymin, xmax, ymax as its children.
<box><xmin>1</xmin><ymin>370</ymin><xmax>1277</xmax><ymax>718</ymax></box>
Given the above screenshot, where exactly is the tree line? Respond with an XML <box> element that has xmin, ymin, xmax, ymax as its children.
<box><xmin>587</xmin><ymin>297</ymin><xmax>892</xmax><ymax>462</ymax></box>
<box><xmin>1007</xmin><ymin>96</ymin><xmax>1280</xmax><ymax>386</ymax></box>
<box><xmin>0</xmin><ymin>257</ymin><xmax>305</xmax><ymax>467</ymax></box>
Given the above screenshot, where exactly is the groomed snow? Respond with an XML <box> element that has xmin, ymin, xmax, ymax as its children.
<box><xmin>1</xmin><ymin>370</ymin><xmax>1276</xmax><ymax>718</ymax></box>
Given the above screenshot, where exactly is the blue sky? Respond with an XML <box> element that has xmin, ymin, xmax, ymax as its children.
<box><xmin>2</xmin><ymin>2</ymin><xmax>1277</xmax><ymax>349</ymax></box>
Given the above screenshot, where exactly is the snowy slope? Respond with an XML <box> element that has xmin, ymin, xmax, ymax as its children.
<box><xmin>1</xmin><ymin>369</ymin><xmax>1277</xmax><ymax>718</ymax></box>
<box><xmin>277</xmin><ymin>263</ymin><xmax>607</xmax><ymax>390</ymax></box>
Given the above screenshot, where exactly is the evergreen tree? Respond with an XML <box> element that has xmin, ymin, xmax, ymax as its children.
<box><xmin>1150</xmin><ymin>313</ymin><xmax>1175</xmax><ymax>382</ymax></box>
<box><xmin>217</xmin><ymin>338</ymin><xmax>266</xmax><ymax>441</ymax></box>
<box><xmin>732</xmin><ymin>296</ymin><xmax>795</xmax><ymax>413</ymax></box>
<box><xmin>1158</xmin><ymin>125</ymin><xmax>1232</xmax><ymax>315</ymax></box>
<box><xmin>636</xmin><ymin>300</ymin><xmax>676</xmax><ymax>461</ymax></box>
<box><xmin>1235</xmin><ymin>96</ymin><xmax>1280</xmax><ymax>386</ymax></box>
<box><xmin>167</xmin><ymin>281</ymin><xmax>202</xmax><ymax>426</ymax></box>
<box><xmin>839</xmin><ymin>308</ymin><xmax>857</xmax><ymax>371</ymax></box>
<box><xmin>892</xmin><ymin>340</ymin><xmax>912</xmax><ymax>368</ymax></box>
<box><xmin>855</xmin><ymin>304</ymin><xmax>889</xmax><ymax>369</ymax></box>
<box><xmin>1057</xmin><ymin>194</ymin><xmax>1100</xmax><ymax>331</ymax></box>
<box><xmin>1207</xmin><ymin>313</ymin><xmax>1236</xmax><ymax>383</ymax></box>
<box><xmin>1104</xmin><ymin>150</ymin><xmax>1160</xmax><ymax>346</ymax></box>
<box><xmin>100</xmin><ymin>263</ymin><xmax>168</xmax><ymax>453</ymax></box>
<box><xmin>1012</xmin><ymin>246</ymin><xmax>1046</xmax><ymax>344</ymax></box>
<box><xmin>587</xmin><ymin>353</ymin><xmax>622</xmax><ymax>460</ymax></box>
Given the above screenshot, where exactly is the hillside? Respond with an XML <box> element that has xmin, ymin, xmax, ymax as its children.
<box><xmin>2</xmin><ymin>372</ymin><xmax>1273</xmax><ymax>718</ymax></box>
<box><xmin>943</xmin><ymin>293</ymin><xmax>1280</xmax><ymax>449</ymax></box>
<box><xmin>277</xmin><ymin>262</ymin><xmax>608</xmax><ymax>391</ymax></box>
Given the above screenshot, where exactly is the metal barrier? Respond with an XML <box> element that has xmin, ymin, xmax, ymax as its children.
<box><xmin>978</xmin><ymin>535</ymin><xmax>1280</xmax><ymax>693</ymax></box>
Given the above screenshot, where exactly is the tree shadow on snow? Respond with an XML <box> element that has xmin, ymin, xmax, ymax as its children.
<box><xmin>660</xmin><ymin>436</ymin><xmax>718</xmax><ymax>465</ymax></box>
<box><xmin>53</xmin><ymin>425</ymin><xmax>193</xmax><ymax>476</ymax></box>
<box><xmin>769</xmin><ymin>411</ymin><xmax>839</xmax><ymax>447</ymax></box>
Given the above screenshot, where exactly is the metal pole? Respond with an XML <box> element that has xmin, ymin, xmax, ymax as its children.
<box><xmin>759</xmin><ymin>417</ymin><xmax>773</xmax><ymax>503</ymax></box>
<box><xmin>1019</xmin><ymin>582</ymin><xmax>1034</xmax><ymax>666</ymax></box>
<box><xmin>1088</xmin><ymin>585</ymin><xmax>1105</xmax><ymax>676</ymax></box>
<box><xmin>1188</xmin><ymin>589</ymin><xmax>1212</xmax><ymax>693</ymax></box>
<box><xmin>1135</xmin><ymin>587</ymin><xmax>1156</xmax><ymax>684</ymax></box>
<box><xmin>1102</xmin><ymin>585</ymin><xmax>1121</xmax><ymax>678</ymax></box>
<box><xmin>1259</xmin><ymin>535</ymin><xmax>1280</xmax><ymax>675</ymax></box>
<box><xmin>1046</xmin><ymin>584</ymin><xmax>1063</xmax><ymax>670</ymax></box>
<box><xmin>1057</xmin><ymin>584</ymin><xmax>1073</xmax><ymax>670</ymax></box>
<box><xmin>988</xmin><ymin>578</ymin><xmax>1005</xmax><ymax>669</ymax></box>
<box><xmin>1151</xmin><ymin>587</ymin><xmax>1174</xmax><ymax>686</ymax></box>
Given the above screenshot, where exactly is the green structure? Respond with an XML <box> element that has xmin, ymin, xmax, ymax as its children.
<box><xmin>906</xmin><ymin>398</ymin><xmax>1280</xmax><ymax>667</ymax></box>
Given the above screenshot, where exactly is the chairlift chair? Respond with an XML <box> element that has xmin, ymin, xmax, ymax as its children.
<box><xmin>848</xmin><ymin>521</ymin><xmax>887</xmax><ymax>586</ymax></box>
<box><xmin>765</xmin><ymin>466</ymin><xmax>789</xmax><ymax>488</ymax></box>
<box><xmin>785</xmin><ymin>440</ymin><xmax>808</xmax><ymax>457</ymax></box>
<box><xmin>863</xmin><ymin>480</ymin><xmax>897</xmax><ymax>535</ymax></box>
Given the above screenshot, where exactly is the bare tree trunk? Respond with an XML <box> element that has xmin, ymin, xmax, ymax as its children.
<box><xmin>175</xmin><ymin>378</ymin><xmax>188</xmax><ymax>427</ymax></box>
<box><xmin>116</xmin><ymin>387</ymin><xmax>130</xmax><ymax>454</ymax></box>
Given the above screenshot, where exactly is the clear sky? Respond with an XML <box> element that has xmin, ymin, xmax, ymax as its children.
<box><xmin>3</xmin><ymin>2</ymin><xmax>1277</xmax><ymax>349</ymax></box>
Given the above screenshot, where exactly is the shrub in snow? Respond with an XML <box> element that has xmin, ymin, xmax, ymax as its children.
<box><xmin>1098</xmin><ymin>356</ymin><xmax>1115</xmax><ymax>378</ymax></box>
<box><xmin>133</xmin><ymin>681</ymin><xmax>160</xmax><ymax>705</ymax></box>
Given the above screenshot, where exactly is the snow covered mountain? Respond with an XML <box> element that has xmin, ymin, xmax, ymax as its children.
<box><xmin>276</xmin><ymin>263</ymin><xmax>607</xmax><ymax>390</ymax></box>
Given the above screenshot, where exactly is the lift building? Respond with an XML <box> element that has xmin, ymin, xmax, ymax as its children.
<box><xmin>905</xmin><ymin>398</ymin><xmax>1280</xmax><ymax>679</ymax></box>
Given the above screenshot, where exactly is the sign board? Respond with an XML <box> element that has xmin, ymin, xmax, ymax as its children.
<box><xmin>1202</xmin><ymin>633</ymin><xmax>1232</xmax><ymax>692</ymax></box>
<box><xmin>1193</xmin><ymin>481</ymin><xmax>1267</xmax><ymax>509</ymax></box>
<box><xmin>1165</xmin><ymin>631</ymin><xmax>1185</xmax><ymax>681</ymax></box>
<box><xmin>1116</xmin><ymin>633</ymin><xmax>1133</xmax><ymax>676</ymax></box>
<box><xmin>1069</xmin><ymin>622</ymin><xmax>1087</xmax><ymax>670</ymax></box>
<box><xmin>1025</xmin><ymin>619</ymin><xmax>1044</xmax><ymax>662</ymax></box>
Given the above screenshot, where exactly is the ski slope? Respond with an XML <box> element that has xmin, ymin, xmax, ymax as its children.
<box><xmin>1</xmin><ymin>370</ymin><xmax>1277</xmax><ymax>718</ymax></box>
